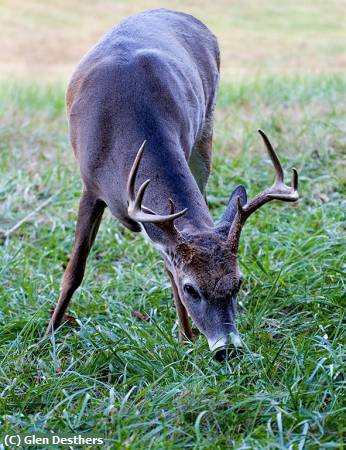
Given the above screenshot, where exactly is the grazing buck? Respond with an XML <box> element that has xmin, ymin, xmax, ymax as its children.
<box><xmin>47</xmin><ymin>9</ymin><xmax>298</xmax><ymax>360</ymax></box>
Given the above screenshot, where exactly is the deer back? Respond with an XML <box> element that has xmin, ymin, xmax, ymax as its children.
<box><xmin>66</xmin><ymin>9</ymin><xmax>220</xmax><ymax>232</ymax></box>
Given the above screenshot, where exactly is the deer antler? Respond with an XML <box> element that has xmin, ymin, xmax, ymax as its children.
<box><xmin>228</xmin><ymin>130</ymin><xmax>299</xmax><ymax>255</ymax></box>
<box><xmin>127</xmin><ymin>141</ymin><xmax>188</xmax><ymax>225</ymax></box>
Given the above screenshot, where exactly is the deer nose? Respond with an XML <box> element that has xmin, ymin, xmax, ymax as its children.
<box><xmin>214</xmin><ymin>348</ymin><xmax>228</xmax><ymax>362</ymax></box>
<box><xmin>214</xmin><ymin>346</ymin><xmax>244</xmax><ymax>362</ymax></box>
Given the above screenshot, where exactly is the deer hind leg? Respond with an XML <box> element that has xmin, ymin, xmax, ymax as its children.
<box><xmin>166</xmin><ymin>269</ymin><xmax>193</xmax><ymax>343</ymax></box>
<box><xmin>46</xmin><ymin>190</ymin><xmax>105</xmax><ymax>335</ymax></box>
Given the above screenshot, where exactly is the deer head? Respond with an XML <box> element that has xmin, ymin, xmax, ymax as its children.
<box><xmin>127</xmin><ymin>130</ymin><xmax>298</xmax><ymax>357</ymax></box>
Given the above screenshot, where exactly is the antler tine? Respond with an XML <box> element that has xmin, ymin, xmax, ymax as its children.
<box><xmin>127</xmin><ymin>141</ymin><xmax>188</xmax><ymax>225</ymax></box>
<box><xmin>168</xmin><ymin>198</ymin><xmax>176</xmax><ymax>215</ymax></box>
<box><xmin>292</xmin><ymin>168</ymin><xmax>298</xmax><ymax>191</ymax></box>
<box><xmin>228</xmin><ymin>130</ymin><xmax>299</xmax><ymax>255</ymax></box>
<box><xmin>258</xmin><ymin>129</ymin><xmax>284</xmax><ymax>184</ymax></box>
<box><xmin>127</xmin><ymin>140</ymin><xmax>146</xmax><ymax>202</ymax></box>
<box><xmin>257</xmin><ymin>130</ymin><xmax>299</xmax><ymax>202</ymax></box>
<box><xmin>133</xmin><ymin>178</ymin><xmax>151</xmax><ymax>211</ymax></box>
<box><xmin>236</xmin><ymin>195</ymin><xmax>245</xmax><ymax>216</ymax></box>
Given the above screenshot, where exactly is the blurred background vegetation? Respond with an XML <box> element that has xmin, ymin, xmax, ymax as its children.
<box><xmin>1</xmin><ymin>0</ymin><xmax>346</xmax><ymax>81</ymax></box>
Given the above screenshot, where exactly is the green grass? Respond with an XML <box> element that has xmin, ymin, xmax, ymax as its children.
<box><xmin>0</xmin><ymin>76</ymin><xmax>345</xmax><ymax>448</ymax></box>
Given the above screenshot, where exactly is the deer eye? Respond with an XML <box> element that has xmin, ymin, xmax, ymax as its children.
<box><xmin>183</xmin><ymin>283</ymin><xmax>200</xmax><ymax>300</ymax></box>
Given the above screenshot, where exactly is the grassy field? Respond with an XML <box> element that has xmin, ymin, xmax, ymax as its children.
<box><xmin>0</xmin><ymin>0</ymin><xmax>346</xmax><ymax>448</ymax></box>
<box><xmin>0</xmin><ymin>76</ymin><xmax>345</xmax><ymax>448</ymax></box>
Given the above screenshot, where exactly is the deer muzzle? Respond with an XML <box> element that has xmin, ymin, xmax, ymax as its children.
<box><xmin>207</xmin><ymin>331</ymin><xmax>242</xmax><ymax>351</ymax></box>
<box><xmin>208</xmin><ymin>332</ymin><xmax>243</xmax><ymax>362</ymax></box>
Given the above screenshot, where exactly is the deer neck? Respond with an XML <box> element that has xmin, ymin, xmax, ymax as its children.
<box><xmin>135</xmin><ymin>139</ymin><xmax>213</xmax><ymax>241</ymax></box>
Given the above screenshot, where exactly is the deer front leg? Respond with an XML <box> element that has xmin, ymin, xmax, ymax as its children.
<box><xmin>166</xmin><ymin>269</ymin><xmax>194</xmax><ymax>343</ymax></box>
<box><xmin>189</xmin><ymin>130</ymin><xmax>213</xmax><ymax>200</ymax></box>
<box><xmin>46</xmin><ymin>190</ymin><xmax>105</xmax><ymax>335</ymax></box>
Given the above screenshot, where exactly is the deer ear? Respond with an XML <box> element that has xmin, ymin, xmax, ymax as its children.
<box><xmin>219</xmin><ymin>185</ymin><xmax>247</xmax><ymax>226</ymax></box>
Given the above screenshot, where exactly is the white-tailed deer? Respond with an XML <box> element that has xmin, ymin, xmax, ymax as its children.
<box><xmin>47</xmin><ymin>9</ymin><xmax>298</xmax><ymax>360</ymax></box>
